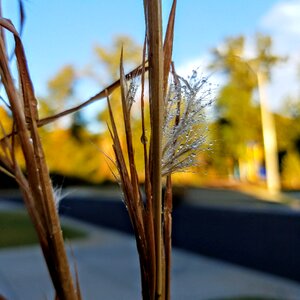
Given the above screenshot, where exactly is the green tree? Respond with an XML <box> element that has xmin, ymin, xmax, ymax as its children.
<box><xmin>37</xmin><ymin>36</ymin><xmax>144</xmax><ymax>183</ymax></box>
<box><xmin>93</xmin><ymin>36</ymin><xmax>142</xmax><ymax>123</ymax></box>
<box><xmin>40</xmin><ymin>65</ymin><xmax>77</xmax><ymax>117</ymax></box>
<box><xmin>93</xmin><ymin>35</ymin><xmax>142</xmax><ymax>82</ymax></box>
<box><xmin>92</xmin><ymin>36</ymin><xmax>147</xmax><ymax>178</ymax></box>
<box><xmin>280</xmin><ymin>65</ymin><xmax>300</xmax><ymax>152</ymax></box>
<box><xmin>278</xmin><ymin>95</ymin><xmax>300</xmax><ymax>187</ymax></box>
<box><xmin>38</xmin><ymin>64</ymin><xmax>106</xmax><ymax>182</ymax></box>
<box><xmin>210</xmin><ymin>36</ymin><xmax>261</xmax><ymax>177</ymax></box>
<box><xmin>210</xmin><ymin>34</ymin><xmax>282</xmax><ymax>180</ymax></box>
<box><xmin>282</xmin><ymin>151</ymin><xmax>300</xmax><ymax>189</ymax></box>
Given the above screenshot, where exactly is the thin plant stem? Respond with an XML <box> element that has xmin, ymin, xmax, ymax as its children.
<box><xmin>145</xmin><ymin>0</ymin><xmax>164</xmax><ymax>298</ymax></box>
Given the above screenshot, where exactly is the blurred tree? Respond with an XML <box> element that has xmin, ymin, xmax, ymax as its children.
<box><xmin>42</xmin><ymin>128</ymin><xmax>106</xmax><ymax>183</ymax></box>
<box><xmin>70</xmin><ymin>111</ymin><xmax>87</xmax><ymax>141</ymax></box>
<box><xmin>40</xmin><ymin>65</ymin><xmax>77</xmax><ymax>117</ymax></box>
<box><xmin>278</xmin><ymin>96</ymin><xmax>300</xmax><ymax>184</ymax></box>
<box><xmin>282</xmin><ymin>97</ymin><xmax>300</xmax><ymax>119</ymax></box>
<box><xmin>94</xmin><ymin>35</ymin><xmax>142</xmax><ymax>81</ymax></box>
<box><xmin>210</xmin><ymin>36</ymin><xmax>262</xmax><ymax>179</ymax></box>
<box><xmin>0</xmin><ymin>106</ymin><xmax>25</xmax><ymax>168</ymax></box>
<box><xmin>41</xmin><ymin>65</ymin><xmax>88</xmax><ymax>140</ymax></box>
<box><xmin>92</xmin><ymin>36</ymin><xmax>147</xmax><ymax>178</ymax></box>
<box><xmin>93</xmin><ymin>36</ymin><xmax>142</xmax><ymax>125</ymax></box>
<box><xmin>0</xmin><ymin>106</ymin><xmax>12</xmax><ymax>133</ymax></box>
<box><xmin>280</xmin><ymin>65</ymin><xmax>300</xmax><ymax>153</ymax></box>
<box><xmin>277</xmin><ymin>64</ymin><xmax>300</xmax><ymax>189</ymax></box>
<box><xmin>281</xmin><ymin>151</ymin><xmax>300</xmax><ymax>189</ymax></box>
<box><xmin>37</xmin><ymin>36</ymin><xmax>145</xmax><ymax>183</ymax></box>
<box><xmin>38</xmin><ymin>64</ymin><xmax>105</xmax><ymax>182</ymax></box>
<box><xmin>250</xmin><ymin>34</ymin><xmax>284</xmax><ymax>79</ymax></box>
<box><xmin>210</xmin><ymin>34</ymin><xmax>282</xmax><ymax>182</ymax></box>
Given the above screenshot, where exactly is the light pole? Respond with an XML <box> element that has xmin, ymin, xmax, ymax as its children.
<box><xmin>257</xmin><ymin>71</ymin><xmax>281</xmax><ymax>194</ymax></box>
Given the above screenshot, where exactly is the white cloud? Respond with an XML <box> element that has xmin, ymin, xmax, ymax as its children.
<box><xmin>176</xmin><ymin>54</ymin><xmax>223</xmax><ymax>85</ymax></box>
<box><xmin>259</xmin><ymin>0</ymin><xmax>300</xmax><ymax>56</ymax></box>
<box><xmin>259</xmin><ymin>0</ymin><xmax>300</xmax><ymax>110</ymax></box>
<box><xmin>261</xmin><ymin>0</ymin><xmax>300</xmax><ymax>38</ymax></box>
<box><xmin>176</xmin><ymin>56</ymin><xmax>209</xmax><ymax>78</ymax></box>
<box><xmin>266</xmin><ymin>55</ymin><xmax>299</xmax><ymax>111</ymax></box>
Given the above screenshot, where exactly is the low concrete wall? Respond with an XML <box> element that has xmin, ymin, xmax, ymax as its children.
<box><xmin>59</xmin><ymin>196</ymin><xmax>300</xmax><ymax>282</ymax></box>
<box><xmin>60</xmin><ymin>196</ymin><xmax>133</xmax><ymax>234</ymax></box>
<box><xmin>172</xmin><ymin>204</ymin><xmax>300</xmax><ymax>282</ymax></box>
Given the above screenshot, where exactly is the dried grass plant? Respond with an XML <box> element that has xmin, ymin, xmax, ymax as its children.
<box><xmin>106</xmin><ymin>1</ymin><xmax>177</xmax><ymax>298</ymax></box>
<box><xmin>0</xmin><ymin>18</ymin><xmax>80</xmax><ymax>300</ymax></box>
<box><xmin>107</xmin><ymin>1</ymin><xmax>212</xmax><ymax>298</ymax></box>
<box><xmin>0</xmin><ymin>0</ymin><xmax>212</xmax><ymax>299</ymax></box>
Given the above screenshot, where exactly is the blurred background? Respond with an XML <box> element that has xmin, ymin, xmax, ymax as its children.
<box><xmin>0</xmin><ymin>0</ymin><xmax>300</xmax><ymax>192</ymax></box>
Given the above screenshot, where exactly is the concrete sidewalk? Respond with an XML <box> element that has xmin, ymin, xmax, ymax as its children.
<box><xmin>1</xmin><ymin>212</ymin><xmax>300</xmax><ymax>300</ymax></box>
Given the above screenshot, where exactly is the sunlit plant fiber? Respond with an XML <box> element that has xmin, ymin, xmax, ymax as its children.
<box><xmin>162</xmin><ymin>70</ymin><xmax>213</xmax><ymax>176</ymax></box>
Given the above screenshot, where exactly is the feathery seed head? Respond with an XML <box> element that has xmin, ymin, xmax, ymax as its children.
<box><xmin>162</xmin><ymin>70</ymin><xmax>214</xmax><ymax>176</ymax></box>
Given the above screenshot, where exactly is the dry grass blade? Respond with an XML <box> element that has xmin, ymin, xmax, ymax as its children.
<box><xmin>0</xmin><ymin>18</ymin><xmax>38</xmax><ymax>123</ymax></box>
<box><xmin>106</xmin><ymin>97</ymin><xmax>128</xmax><ymax>187</ymax></box>
<box><xmin>162</xmin><ymin>2</ymin><xmax>177</xmax><ymax>296</ymax></box>
<box><xmin>0</xmin><ymin>18</ymin><xmax>52</xmax><ymax>232</ymax></box>
<box><xmin>107</xmin><ymin>69</ymin><xmax>157</xmax><ymax>296</ymax></box>
<box><xmin>106</xmin><ymin>97</ymin><xmax>136</xmax><ymax>225</ymax></box>
<box><xmin>107</xmin><ymin>93</ymin><xmax>145</xmax><ymax>233</ymax></box>
<box><xmin>163</xmin><ymin>0</ymin><xmax>177</xmax><ymax>95</ymax></box>
<box><xmin>70</xmin><ymin>245</ymin><xmax>83</xmax><ymax>300</ymax></box>
<box><xmin>0</xmin><ymin>18</ymin><xmax>78</xmax><ymax>300</ymax></box>
<box><xmin>0</xmin><ymin>164</ymin><xmax>13</xmax><ymax>177</ymax></box>
<box><xmin>0</xmin><ymin>1</ymin><xmax>26</xmax><ymax>60</ymax></box>
<box><xmin>119</xmin><ymin>49</ymin><xmax>144</xmax><ymax>212</ymax></box>
<box><xmin>119</xmin><ymin>48</ymin><xmax>135</xmax><ymax>173</ymax></box>
<box><xmin>140</xmin><ymin>37</ymin><xmax>151</xmax><ymax>202</ymax></box>
<box><xmin>18</xmin><ymin>0</ymin><xmax>25</xmax><ymax>36</ymax></box>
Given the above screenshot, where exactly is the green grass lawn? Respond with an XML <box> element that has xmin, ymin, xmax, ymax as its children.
<box><xmin>0</xmin><ymin>211</ymin><xmax>87</xmax><ymax>248</ymax></box>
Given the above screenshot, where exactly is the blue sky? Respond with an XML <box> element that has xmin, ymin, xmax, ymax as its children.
<box><xmin>2</xmin><ymin>0</ymin><xmax>300</xmax><ymax>111</ymax></box>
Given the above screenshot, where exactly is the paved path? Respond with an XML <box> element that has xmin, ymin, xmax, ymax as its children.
<box><xmin>1</xmin><ymin>203</ymin><xmax>300</xmax><ymax>300</ymax></box>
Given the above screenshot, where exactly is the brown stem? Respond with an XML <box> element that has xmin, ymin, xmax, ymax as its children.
<box><xmin>145</xmin><ymin>0</ymin><xmax>164</xmax><ymax>298</ymax></box>
<box><xmin>164</xmin><ymin>176</ymin><xmax>173</xmax><ymax>300</ymax></box>
<box><xmin>163</xmin><ymin>0</ymin><xmax>177</xmax><ymax>98</ymax></box>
